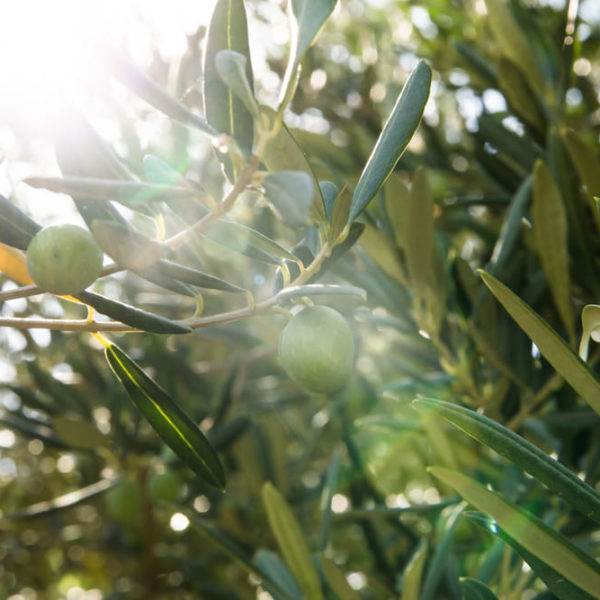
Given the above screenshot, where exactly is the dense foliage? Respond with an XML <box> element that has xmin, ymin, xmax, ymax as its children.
<box><xmin>1</xmin><ymin>0</ymin><xmax>600</xmax><ymax>598</ymax></box>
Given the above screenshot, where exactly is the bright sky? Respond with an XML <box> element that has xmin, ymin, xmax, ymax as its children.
<box><xmin>0</xmin><ymin>0</ymin><xmax>217</xmax><ymax>127</ymax></box>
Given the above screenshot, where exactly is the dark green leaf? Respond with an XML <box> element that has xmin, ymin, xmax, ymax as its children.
<box><xmin>185</xmin><ymin>512</ymin><xmax>297</xmax><ymax>600</ymax></box>
<box><xmin>78</xmin><ymin>290</ymin><xmax>192</xmax><ymax>334</ymax></box>
<box><xmin>459</xmin><ymin>578</ymin><xmax>499</xmax><ymax>600</ymax></box>
<box><xmin>469</xmin><ymin>513</ymin><xmax>597</xmax><ymax>600</ymax></box>
<box><xmin>204</xmin><ymin>0</ymin><xmax>254</xmax><ymax>166</ymax></box>
<box><xmin>0</xmin><ymin>194</ymin><xmax>41</xmax><ymax>250</ymax></box>
<box><xmin>479</xmin><ymin>271</ymin><xmax>600</xmax><ymax>412</ymax></box>
<box><xmin>105</xmin><ymin>343</ymin><xmax>225</xmax><ymax>490</ymax></box>
<box><xmin>421</xmin><ymin>503</ymin><xmax>465</xmax><ymax>600</ymax></box>
<box><xmin>429</xmin><ymin>467</ymin><xmax>600</xmax><ymax>598</ymax></box>
<box><xmin>413</xmin><ymin>397</ymin><xmax>600</xmax><ymax>523</ymax></box>
<box><xmin>349</xmin><ymin>60</ymin><xmax>432</xmax><ymax>220</ymax></box>
<box><xmin>155</xmin><ymin>260</ymin><xmax>246</xmax><ymax>293</ymax></box>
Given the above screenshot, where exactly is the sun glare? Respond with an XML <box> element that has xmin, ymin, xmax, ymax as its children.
<box><xmin>0</xmin><ymin>1</ymin><xmax>216</xmax><ymax>129</ymax></box>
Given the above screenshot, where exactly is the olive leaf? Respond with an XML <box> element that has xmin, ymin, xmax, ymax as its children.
<box><xmin>105</xmin><ymin>343</ymin><xmax>225</xmax><ymax>490</ymax></box>
<box><xmin>349</xmin><ymin>60</ymin><xmax>432</xmax><ymax>221</ymax></box>
<box><xmin>215</xmin><ymin>49</ymin><xmax>259</xmax><ymax>118</ymax></box>
<box><xmin>204</xmin><ymin>0</ymin><xmax>254</xmax><ymax>180</ymax></box>
<box><xmin>0</xmin><ymin>194</ymin><xmax>41</xmax><ymax>250</ymax></box>
<box><xmin>263</xmin><ymin>171</ymin><xmax>314</xmax><ymax>227</ymax></box>
<box><xmin>430</xmin><ymin>467</ymin><xmax>600</xmax><ymax>599</ymax></box>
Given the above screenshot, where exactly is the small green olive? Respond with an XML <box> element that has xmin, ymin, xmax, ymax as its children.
<box><xmin>26</xmin><ymin>224</ymin><xmax>103</xmax><ymax>295</ymax></box>
<box><xmin>278</xmin><ymin>305</ymin><xmax>355</xmax><ymax>393</ymax></box>
<box><xmin>148</xmin><ymin>470</ymin><xmax>181</xmax><ymax>503</ymax></box>
<box><xmin>105</xmin><ymin>479</ymin><xmax>142</xmax><ymax>526</ymax></box>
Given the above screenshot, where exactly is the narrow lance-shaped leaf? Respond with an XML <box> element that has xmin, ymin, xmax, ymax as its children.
<box><xmin>429</xmin><ymin>467</ymin><xmax>600</xmax><ymax>599</ymax></box>
<box><xmin>154</xmin><ymin>260</ymin><xmax>247</xmax><ymax>294</ymax></box>
<box><xmin>349</xmin><ymin>60</ymin><xmax>432</xmax><ymax>221</ymax></box>
<box><xmin>255</xmin><ymin>550</ymin><xmax>303</xmax><ymax>600</ymax></box>
<box><xmin>24</xmin><ymin>176</ymin><xmax>201</xmax><ymax>209</ymax></box>
<box><xmin>184</xmin><ymin>511</ymin><xmax>297</xmax><ymax>600</ymax></box>
<box><xmin>468</xmin><ymin>512</ymin><xmax>597</xmax><ymax>600</ymax></box>
<box><xmin>318</xmin><ymin>450</ymin><xmax>341</xmax><ymax>552</ymax></box>
<box><xmin>0</xmin><ymin>194</ymin><xmax>41</xmax><ymax>250</ymax></box>
<box><xmin>459</xmin><ymin>578</ymin><xmax>499</xmax><ymax>600</ymax></box>
<box><xmin>204</xmin><ymin>0</ymin><xmax>254</xmax><ymax>174</ymax></box>
<box><xmin>258</xmin><ymin>106</ymin><xmax>326</xmax><ymax>222</ymax></box>
<box><xmin>215</xmin><ymin>49</ymin><xmax>259</xmax><ymax>118</ymax></box>
<box><xmin>420</xmin><ymin>503</ymin><xmax>465</xmax><ymax>600</ymax></box>
<box><xmin>263</xmin><ymin>170</ymin><xmax>314</xmax><ymax>227</ymax></box>
<box><xmin>413</xmin><ymin>397</ymin><xmax>600</xmax><ymax>523</ymax></box>
<box><xmin>483</xmin><ymin>0</ymin><xmax>545</xmax><ymax>92</ymax></box>
<box><xmin>105</xmin><ymin>343</ymin><xmax>225</xmax><ymax>490</ymax></box>
<box><xmin>209</xmin><ymin>219</ymin><xmax>300</xmax><ymax>264</ymax></box>
<box><xmin>329</xmin><ymin>186</ymin><xmax>351</xmax><ymax>242</ymax></box>
<box><xmin>204</xmin><ymin>219</ymin><xmax>287</xmax><ymax>265</ymax></box>
<box><xmin>320</xmin><ymin>557</ymin><xmax>361</xmax><ymax>600</ymax></box>
<box><xmin>262</xmin><ymin>482</ymin><xmax>323</xmax><ymax>600</ymax></box>
<box><xmin>532</xmin><ymin>159</ymin><xmax>574</xmax><ymax>343</ymax></box>
<box><xmin>479</xmin><ymin>270</ymin><xmax>600</xmax><ymax>413</ymax></box>
<box><xmin>111</xmin><ymin>57</ymin><xmax>216</xmax><ymax>136</ymax></box>
<box><xmin>401</xmin><ymin>542</ymin><xmax>428</xmax><ymax>600</ymax></box>
<box><xmin>275</xmin><ymin>284</ymin><xmax>367</xmax><ymax>303</ymax></box>
<box><xmin>90</xmin><ymin>220</ymin><xmax>170</xmax><ymax>271</ymax></box>
<box><xmin>497</xmin><ymin>59</ymin><xmax>545</xmax><ymax>132</ymax></box>
<box><xmin>280</xmin><ymin>0</ymin><xmax>337</xmax><ymax>105</ymax></box>
<box><xmin>404</xmin><ymin>167</ymin><xmax>433</xmax><ymax>298</ymax></box>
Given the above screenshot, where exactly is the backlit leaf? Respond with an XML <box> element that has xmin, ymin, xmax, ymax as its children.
<box><xmin>106</xmin><ymin>343</ymin><xmax>225</xmax><ymax>490</ymax></box>
<box><xmin>414</xmin><ymin>397</ymin><xmax>600</xmax><ymax>523</ymax></box>
<box><xmin>262</xmin><ymin>482</ymin><xmax>323</xmax><ymax>600</ymax></box>
<box><xmin>480</xmin><ymin>271</ymin><xmax>600</xmax><ymax>412</ymax></box>
<box><xmin>429</xmin><ymin>467</ymin><xmax>600</xmax><ymax>599</ymax></box>
<box><xmin>532</xmin><ymin>160</ymin><xmax>574</xmax><ymax>343</ymax></box>
<box><xmin>349</xmin><ymin>60</ymin><xmax>432</xmax><ymax>220</ymax></box>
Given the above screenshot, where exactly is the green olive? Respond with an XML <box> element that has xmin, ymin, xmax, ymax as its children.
<box><xmin>26</xmin><ymin>224</ymin><xmax>103</xmax><ymax>295</ymax></box>
<box><xmin>148</xmin><ymin>470</ymin><xmax>181</xmax><ymax>503</ymax></box>
<box><xmin>105</xmin><ymin>479</ymin><xmax>142</xmax><ymax>526</ymax></box>
<box><xmin>278</xmin><ymin>306</ymin><xmax>355</xmax><ymax>393</ymax></box>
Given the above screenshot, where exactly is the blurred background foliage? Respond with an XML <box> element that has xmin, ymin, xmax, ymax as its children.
<box><xmin>1</xmin><ymin>0</ymin><xmax>600</xmax><ymax>598</ymax></box>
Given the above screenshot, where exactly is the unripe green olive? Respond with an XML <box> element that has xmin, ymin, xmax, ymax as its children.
<box><xmin>105</xmin><ymin>479</ymin><xmax>142</xmax><ymax>527</ymax></box>
<box><xmin>148</xmin><ymin>470</ymin><xmax>181</xmax><ymax>503</ymax></box>
<box><xmin>278</xmin><ymin>306</ymin><xmax>355</xmax><ymax>393</ymax></box>
<box><xmin>26</xmin><ymin>224</ymin><xmax>103</xmax><ymax>295</ymax></box>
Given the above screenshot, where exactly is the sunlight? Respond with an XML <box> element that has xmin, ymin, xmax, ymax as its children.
<box><xmin>0</xmin><ymin>1</ymin><xmax>216</xmax><ymax>129</ymax></box>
